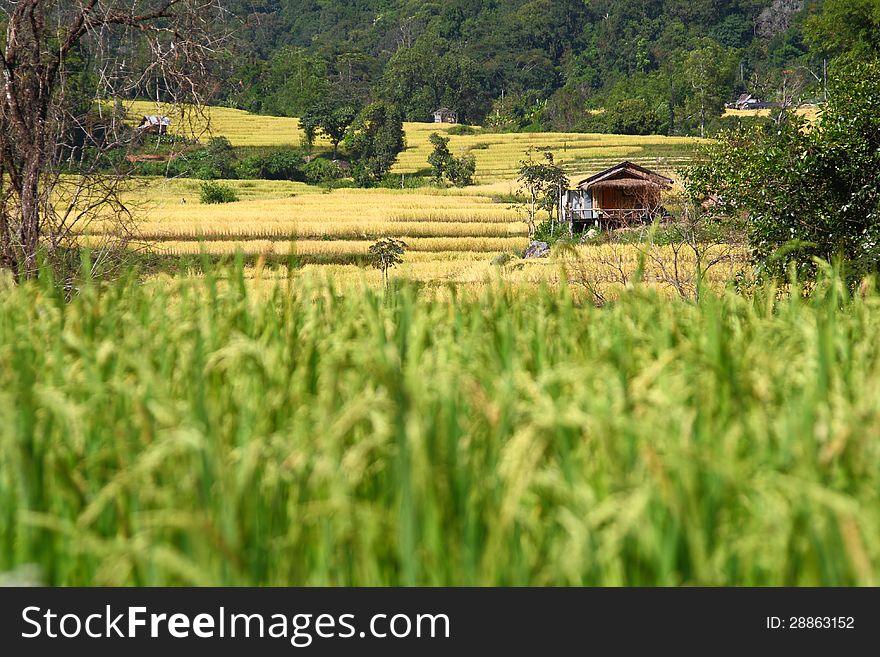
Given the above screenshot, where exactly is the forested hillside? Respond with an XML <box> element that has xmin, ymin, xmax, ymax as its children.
<box><xmin>218</xmin><ymin>0</ymin><xmax>868</xmax><ymax>135</ymax></box>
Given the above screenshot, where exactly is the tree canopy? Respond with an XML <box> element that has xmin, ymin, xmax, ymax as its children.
<box><xmin>221</xmin><ymin>1</ymin><xmax>857</xmax><ymax>135</ymax></box>
<box><xmin>686</xmin><ymin>56</ymin><xmax>880</xmax><ymax>283</ymax></box>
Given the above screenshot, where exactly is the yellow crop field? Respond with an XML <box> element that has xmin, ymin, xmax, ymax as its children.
<box><xmin>125</xmin><ymin>100</ymin><xmax>318</xmax><ymax>148</ymax></box>
<box><xmin>108</xmin><ymin>103</ymin><xmax>713</xmax><ymax>292</ymax></box>
<box><xmin>393</xmin><ymin>122</ymin><xmax>701</xmax><ymax>183</ymax></box>
<box><xmin>151</xmin><ymin>242</ymin><xmax>744</xmax><ymax>303</ymax></box>
<box><xmin>156</xmin><ymin>237</ymin><xmax>528</xmax><ymax>257</ymax></box>
<box><xmin>123</xmin><ymin>101</ymin><xmax>701</xmax><ymax>184</ymax></box>
<box><xmin>92</xmin><ymin>179</ymin><xmax>525</xmax><ymax>242</ymax></box>
<box><xmin>722</xmin><ymin>105</ymin><xmax>821</xmax><ymax>122</ymax></box>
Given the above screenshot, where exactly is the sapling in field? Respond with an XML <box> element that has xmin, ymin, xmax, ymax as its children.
<box><xmin>369</xmin><ymin>237</ymin><xmax>408</xmax><ymax>289</ymax></box>
<box><xmin>517</xmin><ymin>148</ymin><xmax>569</xmax><ymax>238</ymax></box>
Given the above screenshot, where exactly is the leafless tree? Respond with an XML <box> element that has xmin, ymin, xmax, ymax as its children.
<box><xmin>640</xmin><ymin>194</ymin><xmax>746</xmax><ymax>301</ymax></box>
<box><xmin>561</xmin><ymin>190</ymin><xmax>747</xmax><ymax>303</ymax></box>
<box><xmin>0</xmin><ymin>1</ymin><xmax>228</xmax><ymax>283</ymax></box>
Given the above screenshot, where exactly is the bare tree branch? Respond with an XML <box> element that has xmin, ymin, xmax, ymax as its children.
<box><xmin>1</xmin><ymin>0</ymin><xmax>229</xmax><ymax>283</ymax></box>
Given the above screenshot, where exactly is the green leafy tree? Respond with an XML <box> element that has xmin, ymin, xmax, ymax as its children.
<box><xmin>369</xmin><ymin>238</ymin><xmax>408</xmax><ymax>290</ymax></box>
<box><xmin>301</xmin><ymin>99</ymin><xmax>361</xmax><ymax>159</ymax></box>
<box><xmin>605</xmin><ymin>98</ymin><xmax>662</xmax><ymax>135</ymax></box>
<box><xmin>300</xmin><ymin>114</ymin><xmax>319</xmax><ymax>152</ymax></box>
<box><xmin>804</xmin><ymin>0</ymin><xmax>880</xmax><ymax>57</ymax></box>
<box><xmin>686</xmin><ymin>57</ymin><xmax>880</xmax><ymax>285</ymax></box>
<box><xmin>427</xmin><ymin>133</ymin><xmax>476</xmax><ymax>187</ymax></box>
<box><xmin>378</xmin><ymin>34</ymin><xmax>490</xmax><ymax>124</ymax></box>
<box><xmin>683</xmin><ymin>39</ymin><xmax>735</xmax><ymax>138</ymax></box>
<box><xmin>345</xmin><ymin>102</ymin><xmax>406</xmax><ymax>187</ymax></box>
<box><xmin>517</xmin><ymin>149</ymin><xmax>569</xmax><ymax>237</ymax></box>
<box><xmin>448</xmin><ymin>153</ymin><xmax>477</xmax><ymax>188</ymax></box>
<box><xmin>249</xmin><ymin>47</ymin><xmax>329</xmax><ymax>117</ymax></box>
<box><xmin>427</xmin><ymin>133</ymin><xmax>453</xmax><ymax>184</ymax></box>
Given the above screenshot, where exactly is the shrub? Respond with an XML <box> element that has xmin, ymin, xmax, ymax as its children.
<box><xmin>303</xmin><ymin>157</ymin><xmax>342</xmax><ymax>185</ymax></box>
<box><xmin>448</xmin><ymin>153</ymin><xmax>477</xmax><ymax>187</ymax></box>
<box><xmin>447</xmin><ymin>124</ymin><xmax>477</xmax><ymax>136</ymax></box>
<box><xmin>533</xmin><ymin>219</ymin><xmax>572</xmax><ymax>245</ymax></box>
<box><xmin>237</xmin><ymin>149</ymin><xmax>306</xmax><ymax>181</ymax></box>
<box><xmin>199</xmin><ymin>181</ymin><xmax>239</xmax><ymax>204</ymax></box>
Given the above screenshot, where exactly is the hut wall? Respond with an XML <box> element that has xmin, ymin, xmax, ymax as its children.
<box><xmin>594</xmin><ymin>186</ymin><xmax>660</xmax><ymax>211</ymax></box>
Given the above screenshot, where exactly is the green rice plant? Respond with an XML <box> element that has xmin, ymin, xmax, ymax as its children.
<box><xmin>0</xmin><ymin>267</ymin><xmax>878</xmax><ymax>586</ymax></box>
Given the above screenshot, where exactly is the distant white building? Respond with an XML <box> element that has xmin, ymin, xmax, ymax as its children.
<box><xmin>432</xmin><ymin>108</ymin><xmax>458</xmax><ymax>124</ymax></box>
<box><xmin>728</xmin><ymin>94</ymin><xmax>776</xmax><ymax>111</ymax></box>
<box><xmin>138</xmin><ymin>115</ymin><xmax>171</xmax><ymax>135</ymax></box>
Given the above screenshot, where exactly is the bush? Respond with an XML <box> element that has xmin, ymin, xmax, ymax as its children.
<box><xmin>237</xmin><ymin>149</ymin><xmax>306</xmax><ymax>181</ymax></box>
<box><xmin>132</xmin><ymin>139</ymin><xmax>238</xmax><ymax>180</ymax></box>
<box><xmin>447</xmin><ymin>124</ymin><xmax>478</xmax><ymax>136</ymax></box>
<box><xmin>303</xmin><ymin>158</ymin><xmax>342</xmax><ymax>185</ymax></box>
<box><xmin>377</xmin><ymin>173</ymin><xmax>431</xmax><ymax>189</ymax></box>
<box><xmin>199</xmin><ymin>181</ymin><xmax>239</xmax><ymax>204</ymax></box>
<box><xmin>448</xmin><ymin>153</ymin><xmax>476</xmax><ymax>187</ymax></box>
<box><xmin>533</xmin><ymin>219</ymin><xmax>572</xmax><ymax>245</ymax></box>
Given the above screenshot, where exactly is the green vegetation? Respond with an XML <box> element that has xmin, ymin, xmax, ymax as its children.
<box><xmin>689</xmin><ymin>56</ymin><xmax>880</xmax><ymax>284</ymax></box>
<box><xmin>369</xmin><ymin>238</ymin><xmax>408</xmax><ymax>289</ymax></box>
<box><xmin>427</xmin><ymin>133</ymin><xmax>476</xmax><ymax>187</ymax></box>
<box><xmin>345</xmin><ymin>102</ymin><xmax>406</xmax><ymax>187</ymax></box>
<box><xmin>199</xmin><ymin>181</ymin><xmax>239</xmax><ymax>204</ymax></box>
<box><xmin>224</xmin><ymin>1</ymin><xmax>853</xmax><ymax>136</ymax></box>
<box><xmin>1</xmin><ymin>267</ymin><xmax>879</xmax><ymax>586</ymax></box>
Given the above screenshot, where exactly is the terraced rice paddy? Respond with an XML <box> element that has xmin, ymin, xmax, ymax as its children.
<box><xmin>394</xmin><ymin>122</ymin><xmax>700</xmax><ymax>183</ymax></box>
<box><xmin>125</xmin><ymin>100</ymin><xmax>699</xmax><ymax>184</ymax></box>
<box><xmin>115</xmin><ymin>103</ymin><xmax>706</xmax><ymax>290</ymax></box>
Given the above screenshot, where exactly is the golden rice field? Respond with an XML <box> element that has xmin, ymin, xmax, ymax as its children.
<box><xmin>116</xmin><ymin>102</ymin><xmax>714</xmax><ymax>292</ymax></box>
<box><xmin>125</xmin><ymin>100</ymin><xmax>700</xmax><ymax>183</ymax></box>
<box><xmin>394</xmin><ymin>121</ymin><xmax>700</xmax><ymax>183</ymax></box>
<box><xmin>722</xmin><ymin>105</ymin><xmax>821</xmax><ymax>122</ymax></box>
<box><xmin>125</xmin><ymin>100</ymin><xmax>318</xmax><ymax>148</ymax></box>
<box><xmin>148</xmin><ymin>243</ymin><xmax>745</xmax><ymax>303</ymax></box>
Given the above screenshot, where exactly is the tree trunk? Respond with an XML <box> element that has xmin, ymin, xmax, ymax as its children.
<box><xmin>18</xmin><ymin>157</ymin><xmax>43</xmax><ymax>279</ymax></box>
<box><xmin>530</xmin><ymin>193</ymin><xmax>536</xmax><ymax>238</ymax></box>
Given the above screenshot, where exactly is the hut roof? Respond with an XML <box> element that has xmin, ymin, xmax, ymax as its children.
<box><xmin>577</xmin><ymin>161</ymin><xmax>673</xmax><ymax>191</ymax></box>
<box><xmin>140</xmin><ymin>115</ymin><xmax>171</xmax><ymax>127</ymax></box>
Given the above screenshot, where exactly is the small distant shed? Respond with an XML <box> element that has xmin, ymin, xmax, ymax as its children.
<box><xmin>138</xmin><ymin>115</ymin><xmax>171</xmax><ymax>135</ymax></box>
<box><xmin>432</xmin><ymin>108</ymin><xmax>458</xmax><ymax>124</ymax></box>
<box><xmin>727</xmin><ymin>94</ymin><xmax>777</xmax><ymax>111</ymax></box>
<box><xmin>561</xmin><ymin>162</ymin><xmax>674</xmax><ymax>230</ymax></box>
